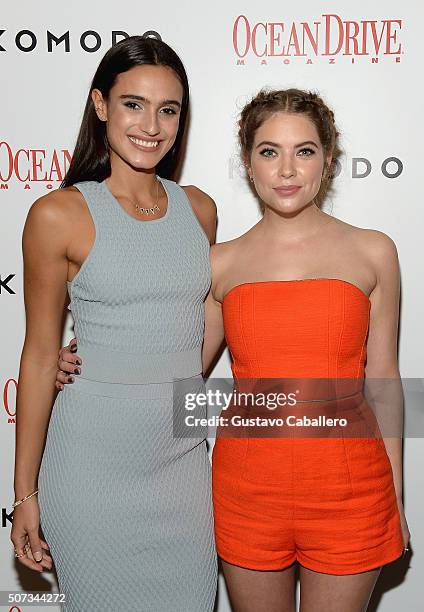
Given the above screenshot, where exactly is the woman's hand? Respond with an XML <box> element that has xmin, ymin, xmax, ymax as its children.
<box><xmin>55</xmin><ymin>338</ymin><xmax>82</xmax><ymax>390</ymax></box>
<box><xmin>10</xmin><ymin>497</ymin><xmax>53</xmax><ymax>573</ymax></box>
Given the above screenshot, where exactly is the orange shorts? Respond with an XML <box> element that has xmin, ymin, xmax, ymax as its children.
<box><xmin>212</xmin><ymin>435</ymin><xmax>404</xmax><ymax>575</ymax></box>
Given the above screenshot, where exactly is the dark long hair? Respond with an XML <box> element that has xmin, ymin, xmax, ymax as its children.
<box><xmin>61</xmin><ymin>36</ymin><xmax>189</xmax><ymax>187</ymax></box>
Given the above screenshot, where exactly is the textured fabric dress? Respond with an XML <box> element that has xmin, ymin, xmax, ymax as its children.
<box><xmin>212</xmin><ymin>279</ymin><xmax>404</xmax><ymax>574</ymax></box>
<box><xmin>38</xmin><ymin>177</ymin><xmax>217</xmax><ymax>611</ymax></box>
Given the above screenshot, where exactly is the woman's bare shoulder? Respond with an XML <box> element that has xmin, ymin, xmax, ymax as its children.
<box><xmin>331</xmin><ymin>219</ymin><xmax>399</xmax><ymax>285</ymax></box>
<box><xmin>338</xmin><ymin>220</ymin><xmax>398</xmax><ymax>259</ymax></box>
<box><xmin>30</xmin><ymin>186</ymin><xmax>84</xmax><ymax>219</ymax></box>
<box><xmin>329</xmin><ymin>216</ymin><xmax>397</xmax><ymax>254</ymax></box>
<box><xmin>26</xmin><ymin>186</ymin><xmax>87</xmax><ymax>228</ymax></box>
<box><xmin>211</xmin><ymin>235</ymin><xmax>244</xmax><ymax>260</ymax></box>
<box><xmin>211</xmin><ymin>218</ymin><xmax>260</xmax><ymax>259</ymax></box>
<box><xmin>22</xmin><ymin>188</ymin><xmax>91</xmax><ymax>255</ymax></box>
<box><xmin>181</xmin><ymin>184</ymin><xmax>217</xmax><ymax>243</ymax></box>
<box><xmin>181</xmin><ymin>184</ymin><xmax>216</xmax><ymax>210</ymax></box>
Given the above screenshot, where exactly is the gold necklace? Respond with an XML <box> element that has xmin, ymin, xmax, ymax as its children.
<box><xmin>134</xmin><ymin>177</ymin><xmax>161</xmax><ymax>216</ymax></box>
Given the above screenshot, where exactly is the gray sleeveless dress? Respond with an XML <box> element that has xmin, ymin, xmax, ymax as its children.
<box><xmin>38</xmin><ymin>177</ymin><xmax>217</xmax><ymax>611</ymax></box>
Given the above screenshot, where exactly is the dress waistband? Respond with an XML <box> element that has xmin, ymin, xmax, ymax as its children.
<box><xmin>294</xmin><ymin>391</ymin><xmax>363</xmax><ymax>404</ymax></box>
<box><xmin>75</xmin><ymin>343</ymin><xmax>203</xmax><ymax>384</ymax></box>
<box><xmin>232</xmin><ymin>377</ymin><xmax>365</xmax><ymax>404</ymax></box>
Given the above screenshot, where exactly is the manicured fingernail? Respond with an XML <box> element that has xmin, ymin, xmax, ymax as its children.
<box><xmin>76</xmin><ymin>358</ymin><xmax>82</xmax><ymax>365</ymax></box>
<box><xmin>70</xmin><ymin>346</ymin><xmax>77</xmax><ymax>353</ymax></box>
<box><xmin>68</xmin><ymin>376</ymin><xmax>75</xmax><ymax>383</ymax></box>
<box><xmin>74</xmin><ymin>368</ymin><xmax>81</xmax><ymax>375</ymax></box>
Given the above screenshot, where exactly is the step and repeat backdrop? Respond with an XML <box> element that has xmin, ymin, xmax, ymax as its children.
<box><xmin>1</xmin><ymin>1</ymin><xmax>422</xmax><ymax>610</ymax></box>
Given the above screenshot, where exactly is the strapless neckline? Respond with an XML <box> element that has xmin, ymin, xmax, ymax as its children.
<box><xmin>222</xmin><ymin>278</ymin><xmax>371</xmax><ymax>305</ymax></box>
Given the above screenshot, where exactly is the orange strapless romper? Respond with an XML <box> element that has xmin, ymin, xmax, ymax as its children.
<box><xmin>212</xmin><ymin>279</ymin><xmax>404</xmax><ymax>575</ymax></box>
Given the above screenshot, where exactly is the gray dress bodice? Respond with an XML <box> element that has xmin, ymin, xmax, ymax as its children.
<box><xmin>67</xmin><ymin>177</ymin><xmax>211</xmax><ymax>383</ymax></box>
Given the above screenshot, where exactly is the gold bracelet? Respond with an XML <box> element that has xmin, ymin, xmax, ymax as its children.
<box><xmin>12</xmin><ymin>488</ymin><xmax>39</xmax><ymax>509</ymax></box>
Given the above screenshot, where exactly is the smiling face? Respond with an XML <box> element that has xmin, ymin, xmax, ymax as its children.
<box><xmin>92</xmin><ymin>64</ymin><xmax>184</xmax><ymax>171</ymax></box>
<box><xmin>248</xmin><ymin>112</ymin><xmax>332</xmax><ymax>215</ymax></box>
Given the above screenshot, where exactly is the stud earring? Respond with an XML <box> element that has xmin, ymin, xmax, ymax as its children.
<box><xmin>96</xmin><ymin>107</ymin><xmax>106</xmax><ymax>121</ymax></box>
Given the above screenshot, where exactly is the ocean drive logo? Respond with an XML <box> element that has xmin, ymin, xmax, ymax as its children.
<box><xmin>233</xmin><ymin>14</ymin><xmax>403</xmax><ymax>65</ymax></box>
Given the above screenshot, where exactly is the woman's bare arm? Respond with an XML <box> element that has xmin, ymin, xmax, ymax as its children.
<box><xmin>182</xmin><ymin>185</ymin><xmax>217</xmax><ymax>245</ymax></box>
<box><xmin>201</xmin><ymin>243</ymin><xmax>228</xmax><ymax>376</ymax></box>
<box><xmin>202</xmin><ymin>290</ymin><xmax>225</xmax><ymax>376</ymax></box>
<box><xmin>364</xmin><ymin>230</ymin><xmax>403</xmax><ymax>500</ymax></box>
<box><xmin>14</xmin><ymin>192</ymin><xmax>71</xmax><ymax>499</ymax></box>
<box><xmin>187</xmin><ymin>185</ymin><xmax>222</xmax><ymax>375</ymax></box>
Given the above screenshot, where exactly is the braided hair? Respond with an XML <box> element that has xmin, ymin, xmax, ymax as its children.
<box><xmin>238</xmin><ymin>88</ymin><xmax>341</xmax><ymax>207</ymax></box>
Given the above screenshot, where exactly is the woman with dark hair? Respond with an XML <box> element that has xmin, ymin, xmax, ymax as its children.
<box><xmin>11</xmin><ymin>35</ymin><xmax>218</xmax><ymax>611</ymax></box>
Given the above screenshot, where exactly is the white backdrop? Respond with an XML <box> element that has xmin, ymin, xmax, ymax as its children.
<box><xmin>1</xmin><ymin>1</ymin><xmax>423</xmax><ymax>610</ymax></box>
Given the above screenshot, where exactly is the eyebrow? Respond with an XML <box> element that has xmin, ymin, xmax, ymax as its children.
<box><xmin>256</xmin><ymin>140</ymin><xmax>319</xmax><ymax>149</ymax></box>
<box><xmin>119</xmin><ymin>94</ymin><xmax>181</xmax><ymax>107</ymax></box>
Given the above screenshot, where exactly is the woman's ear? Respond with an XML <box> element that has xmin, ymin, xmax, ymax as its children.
<box><xmin>91</xmin><ymin>89</ymin><xmax>108</xmax><ymax>122</ymax></box>
<box><xmin>324</xmin><ymin>154</ymin><xmax>333</xmax><ymax>178</ymax></box>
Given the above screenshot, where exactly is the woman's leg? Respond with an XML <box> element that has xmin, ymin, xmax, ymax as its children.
<box><xmin>299</xmin><ymin>565</ymin><xmax>381</xmax><ymax>612</ymax></box>
<box><xmin>221</xmin><ymin>559</ymin><xmax>297</xmax><ymax>612</ymax></box>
